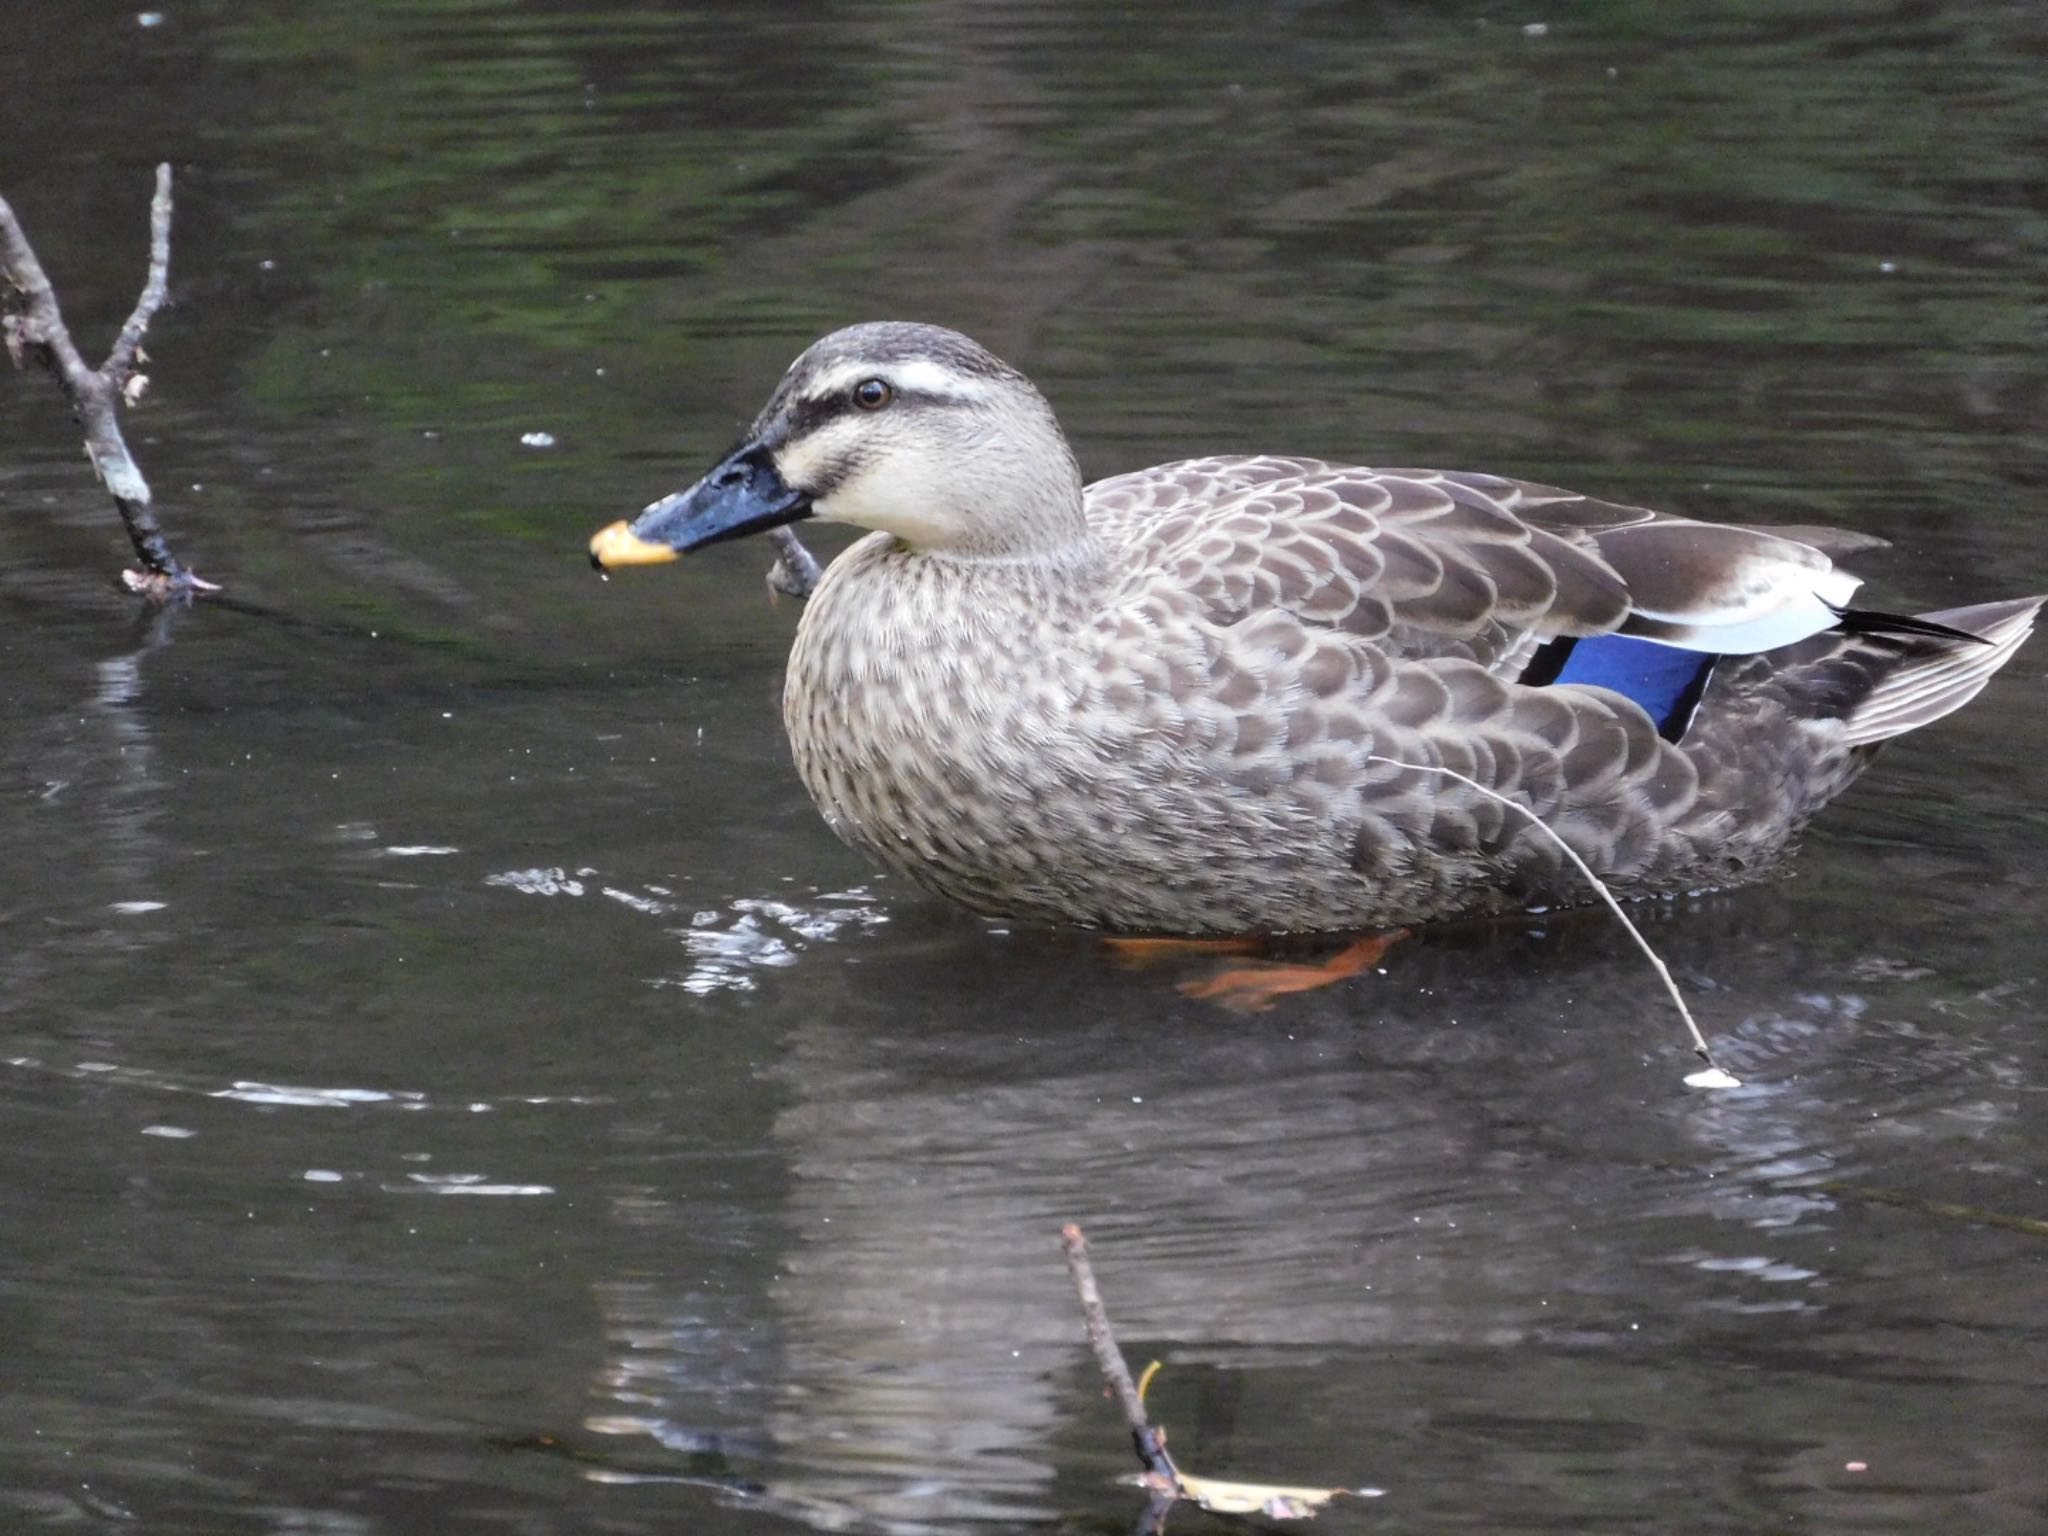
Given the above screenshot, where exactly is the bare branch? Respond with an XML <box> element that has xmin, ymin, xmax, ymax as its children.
<box><xmin>0</xmin><ymin>187</ymin><xmax>98</xmax><ymax>394</ymax></box>
<box><xmin>1060</xmin><ymin>1223</ymin><xmax>1180</xmax><ymax>1489</ymax></box>
<box><xmin>1062</xmin><ymin>1225</ymin><xmax>1362</xmax><ymax>1523</ymax></box>
<box><xmin>105</xmin><ymin>162</ymin><xmax>174</xmax><ymax>385</ymax></box>
<box><xmin>0</xmin><ymin>164</ymin><xmax>213</xmax><ymax>599</ymax></box>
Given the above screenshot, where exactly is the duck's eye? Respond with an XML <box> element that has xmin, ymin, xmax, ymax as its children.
<box><xmin>852</xmin><ymin>378</ymin><xmax>893</xmax><ymax>411</ymax></box>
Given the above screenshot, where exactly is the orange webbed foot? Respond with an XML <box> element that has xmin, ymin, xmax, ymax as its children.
<box><xmin>1174</xmin><ymin>931</ymin><xmax>1410</xmax><ymax>1014</ymax></box>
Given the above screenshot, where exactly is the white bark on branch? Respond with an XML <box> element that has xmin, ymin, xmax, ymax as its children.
<box><xmin>1</xmin><ymin>163</ymin><xmax>216</xmax><ymax>600</ymax></box>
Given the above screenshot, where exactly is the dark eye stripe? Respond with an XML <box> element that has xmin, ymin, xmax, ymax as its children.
<box><xmin>780</xmin><ymin>385</ymin><xmax>953</xmax><ymax>441</ymax></box>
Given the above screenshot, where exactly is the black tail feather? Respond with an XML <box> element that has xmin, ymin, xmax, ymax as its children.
<box><xmin>1826</xmin><ymin>604</ymin><xmax>1993</xmax><ymax>646</ymax></box>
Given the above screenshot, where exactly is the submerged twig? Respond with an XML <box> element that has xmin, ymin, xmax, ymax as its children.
<box><xmin>1820</xmin><ymin>1183</ymin><xmax>2048</xmax><ymax>1239</ymax></box>
<box><xmin>1061</xmin><ymin>1225</ymin><xmax>1359</xmax><ymax>1524</ymax></box>
<box><xmin>1061</xmin><ymin>1223</ymin><xmax>1180</xmax><ymax>1488</ymax></box>
<box><xmin>0</xmin><ymin>163</ymin><xmax>217</xmax><ymax>600</ymax></box>
<box><xmin>1366</xmin><ymin>755</ymin><xmax>1737</xmax><ymax>1087</ymax></box>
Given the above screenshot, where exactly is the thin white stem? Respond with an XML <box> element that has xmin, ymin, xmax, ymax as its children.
<box><xmin>1368</xmin><ymin>755</ymin><xmax>1730</xmax><ymax>1079</ymax></box>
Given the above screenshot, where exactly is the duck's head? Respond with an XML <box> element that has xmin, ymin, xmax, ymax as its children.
<box><xmin>590</xmin><ymin>322</ymin><xmax>1086</xmax><ymax>571</ymax></box>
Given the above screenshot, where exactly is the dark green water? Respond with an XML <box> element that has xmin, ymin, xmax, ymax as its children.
<box><xmin>3</xmin><ymin>2</ymin><xmax>2046</xmax><ymax>1532</ymax></box>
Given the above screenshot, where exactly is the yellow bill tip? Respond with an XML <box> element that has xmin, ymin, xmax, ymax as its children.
<box><xmin>588</xmin><ymin>520</ymin><xmax>681</xmax><ymax>569</ymax></box>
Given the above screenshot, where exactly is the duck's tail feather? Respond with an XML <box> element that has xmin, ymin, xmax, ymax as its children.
<box><xmin>1828</xmin><ymin>604</ymin><xmax>2002</xmax><ymax>645</ymax></box>
<box><xmin>1839</xmin><ymin>595</ymin><xmax>2042</xmax><ymax>747</ymax></box>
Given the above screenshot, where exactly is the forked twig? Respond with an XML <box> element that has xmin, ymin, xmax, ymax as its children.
<box><xmin>0</xmin><ymin>163</ymin><xmax>216</xmax><ymax>599</ymax></box>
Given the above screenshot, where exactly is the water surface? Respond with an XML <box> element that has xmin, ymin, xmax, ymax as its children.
<box><xmin>3</xmin><ymin>3</ymin><xmax>2046</xmax><ymax>1532</ymax></box>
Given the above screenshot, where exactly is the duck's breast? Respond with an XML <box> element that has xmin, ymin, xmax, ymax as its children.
<box><xmin>783</xmin><ymin>538</ymin><xmax>1136</xmax><ymax>915</ymax></box>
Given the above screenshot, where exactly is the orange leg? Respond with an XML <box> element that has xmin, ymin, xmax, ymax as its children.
<box><xmin>1102</xmin><ymin>936</ymin><xmax>1266</xmax><ymax>969</ymax></box>
<box><xmin>1175</xmin><ymin>930</ymin><xmax>1410</xmax><ymax>1014</ymax></box>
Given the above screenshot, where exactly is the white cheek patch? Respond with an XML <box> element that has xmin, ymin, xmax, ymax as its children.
<box><xmin>776</xmin><ymin>416</ymin><xmax>865</xmax><ymax>495</ymax></box>
<box><xmin>791</xmin><ymin>423</ymin><xmax>965</xmax><ymax>548</ymax></box>
<box><xmin>816</xmin><ymin>454</ymin><xmax>963</xmax><ymax>548</ymax></box>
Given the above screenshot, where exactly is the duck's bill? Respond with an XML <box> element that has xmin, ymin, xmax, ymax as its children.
<box><xmin>589</xmin><ymin>445</ymin><xmax>811</xmax><ymax>571</ymax></box>
<box><xmin>588</xmin><ymin>521</ymin><xmax>681</xmax><ymax>567</ymax></box>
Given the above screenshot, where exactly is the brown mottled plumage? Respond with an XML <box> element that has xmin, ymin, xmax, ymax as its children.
<box><xmin>595</xmin><ymin>323</ymin><xmax>2039</xmax><ymax>935</ymax></box>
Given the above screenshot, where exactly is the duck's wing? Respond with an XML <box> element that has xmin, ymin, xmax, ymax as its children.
<box><xmin>1465</xmin><ymin>470</ymin><xmax>1869</xmax><ymax>652</ymax></box>
<box><xmin>1086</xmin><ymin>456</ymin><xmax>1866</xmax><ymax>670</ymax></box>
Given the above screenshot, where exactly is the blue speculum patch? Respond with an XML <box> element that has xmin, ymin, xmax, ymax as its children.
<box><xmin>1525</xmin><ymin>633</ymin><xmax>1718</xmax><ymax>742</ymax></box>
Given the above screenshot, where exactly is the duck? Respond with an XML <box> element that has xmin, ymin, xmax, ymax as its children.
<box><xmin>590</xmin><ymin>321</ymin><xmax>2040</xmax><ymax>936</ymax></box>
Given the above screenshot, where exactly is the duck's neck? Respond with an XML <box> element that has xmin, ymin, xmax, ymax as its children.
<box><xmin>800</xmin><ymin>524</ymin><xmax>1112</xmax><ymax>670</ymax></box>
<box><xmin>914</xmin><ymin>526</ymin><xmax>1109</xmax><ymax>577</ymax></box>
